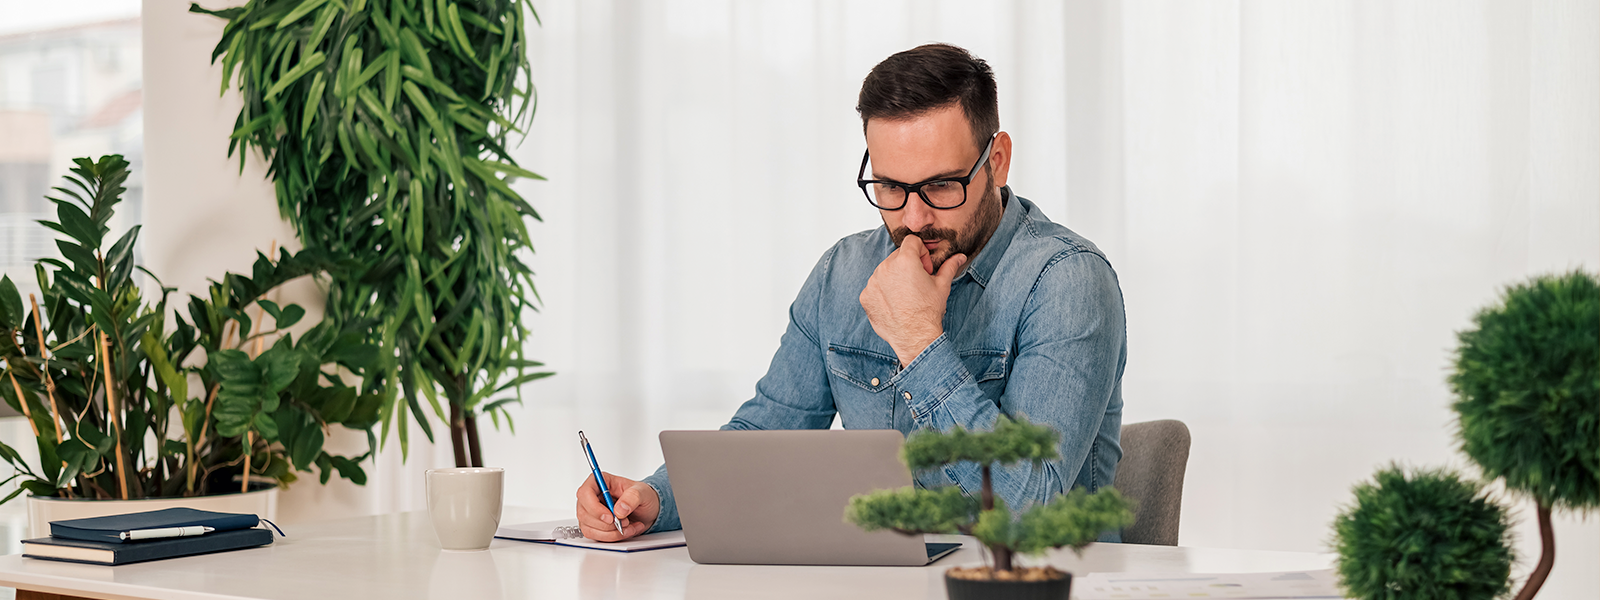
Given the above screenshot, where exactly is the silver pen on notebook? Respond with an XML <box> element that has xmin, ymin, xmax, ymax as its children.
<box><xmin>118</xmin><ymin>526</ymin><xmax>215</xmax><ymax>541</ymax></box>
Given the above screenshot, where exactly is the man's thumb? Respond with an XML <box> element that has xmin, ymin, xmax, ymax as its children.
<box><xmin>936</xmin><ymin>254</ymin><xmax>968</xmax><ymax>284</ymax></box>
<box><xmin>614</xmin><ymin>490</ymin><xmax>638</xmax><ymax>518</ymax></box>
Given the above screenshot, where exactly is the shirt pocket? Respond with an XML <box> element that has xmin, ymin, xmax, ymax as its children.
<box><xmin>825</xmin><ymin>344</ymin><xmax>898</xmax><ymax>393</ymax></box>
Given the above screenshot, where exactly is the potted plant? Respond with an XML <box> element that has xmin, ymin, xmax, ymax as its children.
<box><xmin>188</xmin><ymin>0</ymin><xmax>550</xmax><ymax>467</ymax></box>
<box><xmin>1448</xmin><ymin>270</ymin><xmax>1598</xmax><ymax>600</ymax></box>
<box><xmin>0</xmin><ymin>155</ymin><xmax>386</xmax><ymax>536</ymax></box>
<box><xmin>845</xmin><ymin>416</ymin><xmax>1136</xmax><ymax>600</ymax></box>
<box><xmin>1331</xmin><ymin>464</ymin><xmax>1514</xmax><ymax>599</ymax></box>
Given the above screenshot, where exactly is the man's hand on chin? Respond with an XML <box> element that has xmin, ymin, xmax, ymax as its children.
<box><xmin>859</xmin><ymin>234</ymin><xmax>968</xmax><ymax>367</ymax></box>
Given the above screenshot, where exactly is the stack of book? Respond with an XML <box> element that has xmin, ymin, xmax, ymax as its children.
<box><xmin>21</xmin><ymin>507</ymin><xmax>275</xmax><ymax>566</ymax></box>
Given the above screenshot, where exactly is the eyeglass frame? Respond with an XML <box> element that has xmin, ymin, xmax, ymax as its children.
<box><xmin>856</xmin><ymin>133</ymin><xmax>998</xmax><ymax>211</ymax></box>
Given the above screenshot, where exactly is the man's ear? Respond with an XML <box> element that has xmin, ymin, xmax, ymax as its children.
<box><xmin>990</xmin><ymin>131</ymin><xmax>1013</xmax><ymax>190</ymax></box>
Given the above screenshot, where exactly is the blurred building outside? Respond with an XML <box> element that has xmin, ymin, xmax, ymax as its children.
<box><xmin>0</xmin><ymin>15</ymin><xmax>143</xmax><ymax>562</ymax></box>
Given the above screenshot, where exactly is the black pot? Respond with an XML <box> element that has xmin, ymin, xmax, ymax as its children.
<box><xmin>944</xmin><ymin>571</ymin><xmax>1072</xmax><ymax>600</ymax></box>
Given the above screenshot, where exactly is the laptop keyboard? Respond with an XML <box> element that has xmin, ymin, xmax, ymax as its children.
<box><xmin>925</xmin><ymin>542</ymin><xmax>962</xmax><ymax>561</ymax></box>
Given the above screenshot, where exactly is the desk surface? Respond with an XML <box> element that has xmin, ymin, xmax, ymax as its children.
<box><xmin>0</xmin><ymin>507</ymin><xmax>1334</xmax><ymax>600</ymax></box>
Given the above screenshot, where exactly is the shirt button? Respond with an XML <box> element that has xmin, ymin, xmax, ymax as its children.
<box><xmin>903</xmin><ymin>391</ymin><xmax>912</xmax><ymax>401</ymax></box>
<box><xmin>870</xmin><ymin>378</ymin><xmax>879</xmax><ymax>386</ymax></box>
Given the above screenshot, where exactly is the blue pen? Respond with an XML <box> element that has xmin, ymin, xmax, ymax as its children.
<box><xmin>579</xmin><ymin>431</ymin><xmax>625</xmax><ymax>534</ymax></box>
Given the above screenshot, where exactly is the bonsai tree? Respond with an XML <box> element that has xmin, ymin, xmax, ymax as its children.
<box><xmin>845</xmin><ymin>416</ymin><xmax>1136</xmax><ymax>579</ymax></box>
<box><xmin>0</xmin><ymin>155</ymin><xmax>383</xmax><ymax>502</ymax></box>
<box><xmin>1332</xmin><ymin>464</ymin><xmax>1514</xmax><ymax>599</ymax></box>
<box><xmin>190</xmin><ymin>0</ymin><xmax>550</xmax><ymax>467</ymax></box>
<box><xmin>1449</xmin><ymin>270</ymin><xmax>1599</xmax><ymax>600</ymax></box>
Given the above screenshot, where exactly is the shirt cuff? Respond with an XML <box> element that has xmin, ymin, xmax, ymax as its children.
<box><xmin>641</xmin><ymin>465</ymin><xmax>681</xmax><ymax>533</ymax></box>
<box><xmin>887</xmin><ymin>333</ymin><xmax>973</xmax><ymax>425</ymax></box>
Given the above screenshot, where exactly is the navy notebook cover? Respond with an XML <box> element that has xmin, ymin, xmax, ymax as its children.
<box><xmin>49</xmin><ymin>507</ymin><xmax>262</xmax><ymax>544</ymax></box>
<box><xmin>22</xmin><ymin>528</ymin><xmax>274</xmax><ymax>566</ymax></box>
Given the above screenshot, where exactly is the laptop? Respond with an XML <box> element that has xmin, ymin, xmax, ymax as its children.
<box><xmin>659</xmin><ymin>429</ymin><xmax>963</xmax><ymax>566</ymax></box>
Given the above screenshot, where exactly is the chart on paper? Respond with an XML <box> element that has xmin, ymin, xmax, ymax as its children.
<box><xmin>1074</xmin><ymin>569</ymin><xmax>1350</xmax><ymax>600</ymax></box>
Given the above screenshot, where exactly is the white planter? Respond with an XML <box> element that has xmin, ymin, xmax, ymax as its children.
<box><xmin>26</xmin><ymin>487</ymin><xmax>279</xmax><ymax>539</ymax></box>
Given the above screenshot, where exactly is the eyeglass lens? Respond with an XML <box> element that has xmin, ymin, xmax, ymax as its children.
<box><xmin>866</xmin><ymin>180</ymin><xmax>966</xmax><ymax>210</ymax></box>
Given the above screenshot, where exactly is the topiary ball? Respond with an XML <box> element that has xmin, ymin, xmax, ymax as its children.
<box><xmin>1332</xmin><ymin>465</ymin><xmax>1513</xmax><ymax>600</ymax></box>
<box><xmin>1450</xmin><ymin>269</ymin><xmax>1600</xmax><ymax>510</ymax></box>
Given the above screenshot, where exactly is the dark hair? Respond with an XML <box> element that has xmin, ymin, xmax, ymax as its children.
<box><xmin>856</xmin><ymin>43</ymin><xmax>998</xmax><ymax>152</ymax></box>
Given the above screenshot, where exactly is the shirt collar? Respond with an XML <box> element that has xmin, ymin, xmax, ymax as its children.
<box><xmin>958</xmin><ymin>185</ymin><xmax>1022</xmax><ymax>288</ymax></box>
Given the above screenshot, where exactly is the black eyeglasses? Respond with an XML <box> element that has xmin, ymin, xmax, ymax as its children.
<box><xmin>856</xmin><ymin>134</ymin><xmax>996</xmax><ymax>210</ymax></box>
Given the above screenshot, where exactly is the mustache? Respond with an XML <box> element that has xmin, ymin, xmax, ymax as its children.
<box><xmin>890</xmin><ymin>226</ymin><xmax>958</xmax><ymax>247</ymax></box>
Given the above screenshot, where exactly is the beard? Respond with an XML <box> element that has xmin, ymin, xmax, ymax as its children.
<box><xmin>889</xmin><ymin>181</ymin><xmax>1004</xmax><ymax>273</ymax></box>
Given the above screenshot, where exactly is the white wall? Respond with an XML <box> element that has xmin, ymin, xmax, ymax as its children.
<box><xmin>136</xmin><ymin>1</ymin><xmax>1597</xmax><ymax>596</ymax></box>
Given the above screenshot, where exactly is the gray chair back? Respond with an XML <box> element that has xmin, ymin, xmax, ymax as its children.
<box><xmin>1112</xmin><ymin>419</ymin><xmax>1191</xmax><ymax>546</ymax></box>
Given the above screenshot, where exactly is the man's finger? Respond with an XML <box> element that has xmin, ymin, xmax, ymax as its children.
<box><xmin>613</xmin><ymin>486</ymin><xmax>643</xmax><ymax>520</ymax></box>
<box><xmin>934</xmin><ymin>253</ymin><xmax>968</xmax><ymax>287</ymax></box>
<box><xmin>900</xmin><ymin>234</ymin><xmax>935</xmax><ymax>274</ymax></box>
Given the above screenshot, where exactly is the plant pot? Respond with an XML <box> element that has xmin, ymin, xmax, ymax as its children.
<box><xmin>945</xmin><ymin>570</ymin><xmax>1072</xmax><ymax>600</ymax></box>
<box><xmin>26</xmin><ymin>485</ymin><xmax>279</xmax><ymax>539</ymax></box>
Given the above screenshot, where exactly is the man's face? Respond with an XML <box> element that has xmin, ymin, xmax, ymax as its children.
<box><xmin>864</xmin><ymin>104</ymin><xmax>1011</xmax><ymax>272</ymax></box>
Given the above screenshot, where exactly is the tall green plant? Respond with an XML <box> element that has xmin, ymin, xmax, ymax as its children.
<box><xmin>0</xmin><ymin>155</ymin><xmax>381</xmax><ymax>502</ymax></box>
<box><xmin>191</xmin><ymin>0</ymin><xmax>551</xmax><ymax>466</ymax></box>
<box><xmin>1449</xmin><ymin>270</ymin><xmax>1599</xmax><ymax>600</ymax></box>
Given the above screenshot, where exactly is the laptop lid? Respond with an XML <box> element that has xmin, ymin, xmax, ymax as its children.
<box><xmin>660</xmin><ymin>429</ymin><xmax>952</xmax><ymax>566</ymax></box>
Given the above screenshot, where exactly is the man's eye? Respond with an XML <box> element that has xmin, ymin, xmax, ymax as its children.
<box><xmin>925</xmin><ymin>181</ymin><xmax>959</xmax><ymax>190</ymax></box>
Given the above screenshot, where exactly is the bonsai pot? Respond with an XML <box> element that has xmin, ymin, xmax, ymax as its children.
<box><xmin>27</xmin><ymin>484</ymin><xmax>279</xmax><ymax>538</ymax></box>
<box><xmin>945</xmin><ymin>569</ymin><xmax>1072</xmax><ymax>600</ymax></box>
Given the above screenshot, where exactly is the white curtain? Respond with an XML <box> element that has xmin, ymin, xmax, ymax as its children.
<box><xmin>484</xmin><ymin>1</ymin><xmax>1599</xmax><ymax>592</ymax></box>
<box><xmin>127</xmin><ymin>0</ymin><xmax>1597</xmax><ymax>594</ymax></box>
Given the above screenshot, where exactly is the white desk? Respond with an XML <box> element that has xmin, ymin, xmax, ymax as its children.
<box><xmin>0</xmin><ymin>507</ymin><xmax>1334</xmax><ymax>600</ymax></box>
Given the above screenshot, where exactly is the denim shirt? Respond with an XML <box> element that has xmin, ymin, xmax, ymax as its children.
<box><xmin>644</xmin><ymin>187</ymin><xmax>1127</xmax><ymax>536</ymax></box>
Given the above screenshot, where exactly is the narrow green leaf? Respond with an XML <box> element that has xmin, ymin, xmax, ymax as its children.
<box><xmin>275</xmin><ymin>0</ymin><xmax>328</xmax><ymax>29</ymax></box>
<box><xmin>264</xmin><ymin>51</ymin><xmax>327</xmax><ymax>100</ymax></box>
<box><xmin>300</xmin><ymin>71</ymin><xmax>325</xmax><ymax>138</ymax></box>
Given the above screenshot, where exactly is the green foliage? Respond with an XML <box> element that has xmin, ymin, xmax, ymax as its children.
<box><xmin>0</xmin><ymin>155</ymin><xmax>381</xmax><ymax>501</ymax></box>
<box><xmin>1014</xmin><ymin>487</ymin><xmax>1136</xmax><ymax>556</ymax></box>
<box><xmin>1332</xmin><ymin>465</ymin><xmax>1513</xmax><ymax>600</ymax></box>
<box><xmin>846</xmin><ymin>485</ymin><xmax>979</xmax><ymax>535</ymax></box>
<box><xmin>845</xmin><ymin>415</ymin><xmax>1133</xmax><ymax>572</ymax></box>
<box><xmin>902</xmin><ymin>415</ymin><xmax>1059</xmax><ymax>471</ymax></box>
<box><xmin>191</xmin><ymin>0</ymin><xmax>552</xmax><ymax>459</ymax></box>
<box><xmin>1449</xmin><ymin>270</ymin><xmax>1600</xmax><ymax>510</ymax></box>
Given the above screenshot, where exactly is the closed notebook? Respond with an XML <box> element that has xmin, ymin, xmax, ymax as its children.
<box><xmin>22</xmin><ymin>528</ymin><xmax>274</xmax><ymax>566</ymax></box>
<box><xmin>50</xmin><ymin>507</ymin><xmax>263</xmax><ymax>544</ymax></box>
<box><xmin>496</xmin><ymin>519</ymin><xmax>686</xmax><ymax>552</ymax></box>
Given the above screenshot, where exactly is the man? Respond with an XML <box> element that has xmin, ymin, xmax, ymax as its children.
<box><xmin>575</xmin><ymin>43</ymin><xmax>1127</xmax><ymax>541</ymax></box>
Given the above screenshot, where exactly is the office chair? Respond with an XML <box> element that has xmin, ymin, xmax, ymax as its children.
<box><xmin>1112</xmin><ymin>419</ymin><xmax>1191</xmax><ymax>546</ymax></box>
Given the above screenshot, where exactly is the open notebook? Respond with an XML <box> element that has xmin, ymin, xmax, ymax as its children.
<box><xmin>494</xmin><ymin>519</ymin><xmax>686</xmax><ymax>552</ymax></box>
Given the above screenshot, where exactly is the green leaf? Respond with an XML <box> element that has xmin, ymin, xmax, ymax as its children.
<box><xmin>254</xmin><ymin>411</ymin><xmax>280</xmax><ymax>441</ymax></box>
<box><xmin>276</xmin><ymin>304</ymin><xmax>305</xmax><ymax>329</ymax></box>
<box><xmin>0</xmin><ymin>276</ymin><xmax>21</xmax><ymax>328</ymax></box>
<box><xmin>292</xmin><ymin>417</ymin><xmax>323</xmax><ymax>471</ymax></box>
<box><xmin>329</xmin><ymin>455</ymin><xmax>367</xmax><ymax>485</ymax></box>
<box><xmin>260</xmin><ymin>346</ymin><xmax>302</xmax><ymax>394</ymax></box>
<box><xmin>275</xmin><ymin>0</ymin><xmax>328</xmax><ymax>30</ymax></box>
<box><xmin>263</xmin><ymin>51</ymin><xmax>327</xmax><ymax>100</ymax></box>
<box><xmin>256</xmin><ymin>299</ymin><xmax>283</xmax><ymax>320</ymax></box>
<box><xmin>212</xmin><ymin>348</ymin><xmax>258</xmax><ymax>381</ymax></box>
<box><xmin>56</xmin><ymin>240</ymin><xmax>101</xmax><ymax>277</ymax></box>
<box><xmin>50</xmin><ymin>201</ymin><xmax>103</xmax><ymax>249</ymax></box>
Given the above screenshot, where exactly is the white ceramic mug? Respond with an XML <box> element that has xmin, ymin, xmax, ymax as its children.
<box><xmin>425</xmin><ymin>467</ymin><xmax>504</xmax><ymax>551</ymax></box>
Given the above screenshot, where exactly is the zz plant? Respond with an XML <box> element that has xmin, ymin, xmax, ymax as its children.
<box><xmin>0</xmin><ymin>155</ymin><xmax>383</xmax><ymax>502</ymax></box>
<box><xmin>845</xmin><ymin>416</ymin><xmax>1136</xmax><ymax>579</ymax></box>
<box><xmin>190</xmin><ymin>0</ymin><xmax>550</xmax><ymax>467</ymax></box>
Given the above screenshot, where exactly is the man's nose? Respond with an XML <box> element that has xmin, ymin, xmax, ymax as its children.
<box><xmin>900</xmin><ymin>193</ymin><xmax>936</xmax><ymax>233</ymax></box>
